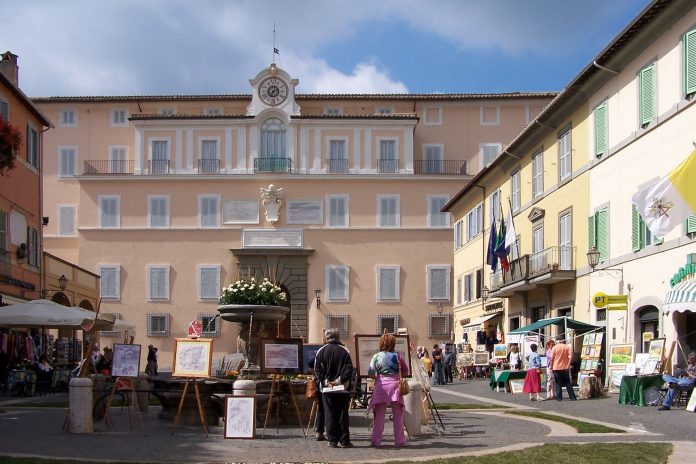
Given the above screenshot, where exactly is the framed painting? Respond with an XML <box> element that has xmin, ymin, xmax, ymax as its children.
<box><xmin>609</xmin><ymin>343</ymin><xmax>634</xmax><ymax>366</ymax></box>
<box><xmin>260</xmin><ymin>338</ymin><xmax>302</xmax><ymax>375</ymax></box>
<box><xmin>509</xmin><ymin>378</ymin><xmax>525</xmax><ymax>394</ymax></box>
<box><xmin>474</xmin><ymin>352</ymin><xmax>490</xmax><ymax>366</ymax></box>
<box><xmin>642</xmin><ymin>358</ymin><xmax>659</xmax><ymax>375</ymax></box>
<box><xmin>582</xmin><ymin>333</ymin><xmax>591</xmax><ymax>346</ymax></box>
<box><xmin>224</xmin><ymin>395</ymin><xmax>256</xmax><ymax>439</ymax></box>
<box><xmin>302</xmin><ymin>343</ymin><xmax>323</xmax><ymax>375</ymax></box>
<box><xmin>354</xmin><ymin>334</ymin><xmax>411</xmax><ymax>378</ymax></box>
<box><xmin>172</xmin><ymin>338</ymin><xmax>213</xmax><ymax>378</ymax></box>
<box><xmin>635</xmin><ymin>353</ymin><xmax>650</xmax><ymax>372</ymax></box>
<box><xmin>493</xmin><ymin>344</ymin><xmax>508</xmax><ymax>359</ymax></box>
<box><xmin>648</xmin><ymin>338</ymin><xmax>666</xmax><ymax>360</ymax></box>
<box><xmin>594</xmin><ymin>332</ymin><xmax>604</xmax><ymax>345</ymax></box>
<box><xmin>608</xmin><ymin>367</ymin><xmax>625</xmax><ymax>393</ymax></box>
<box><xmin>624</xmin><ymin>363</ymin><xmax>637</xmax><ymax>376</ymax></box>
<box><xmin>111</xmin><ymin>343</ymin><xmax>141</xmax><ymax>378</ymax></box>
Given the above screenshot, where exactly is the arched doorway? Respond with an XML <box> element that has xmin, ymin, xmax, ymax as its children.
<box><xmin>50</xmin><ymin>292</ymin><xmax>71</xmax><ymax>307</ymax></box>
<box><xmin>638</xmin><ymin>306</ymin><xmax>659</xmax><ymax>353</ymax></box>
<box><xmin>78</xmin><ymin>300</ymin><xmax>94</xmax><ymax>311</ymax></box>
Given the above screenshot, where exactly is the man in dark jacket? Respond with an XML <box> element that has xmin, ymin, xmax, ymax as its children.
<box><xmin>314</xmin><ymin>328</ymin><xmax>354</xmax><ymax>448</ymax></box>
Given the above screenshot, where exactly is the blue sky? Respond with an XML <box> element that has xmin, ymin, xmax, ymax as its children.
<box><xmin>0</xmin><ymin>0</ymin><xmax>650</xmax><ymax>96</ymax></box>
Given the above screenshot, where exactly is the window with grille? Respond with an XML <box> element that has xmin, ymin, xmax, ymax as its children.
<box><xmin>199</xmin><ymin>266</ymin><xmax>220</xmax><ymax>300</ymax></box>
<box><xmin>100</xmin><ymin>312</ymin><xmax>122</xmax><ymax>338</ymax></box>
<box><xmin>428</xmin><ymin>313</ymin><xmax>451</xmax><ymax>339</ymax></box>
<box><xmin>377</xmin><ymin>314</ymin><xmax>399</xmax><ymax>335</ymax></box>
<box><xmin>325</xmin><ymin>314</ymin><xmax>349</xmax><ymax>338</ymax></box>
<box><xmin>376</xmin><ymin>266</ymin><xmax>400</xmax><ymax>302</ymax></box>
<box><xmin>99</xmin><ymin>265</ymin><xmax>120</xmax><ymax>300</ymax></box>
<box><xmin>147</xmin><ymin>313</ymin><xmax>171</xmax><ymax>337</ymax></box>
<box><xmin>198</xmin><ymin>312</ymin><xmax>220</xmax><ymax>336</ymax></box>
<box><xmin>596</xmin><ymin>308</ymin><xmax>607</xmax><ymax>322</ymax></box>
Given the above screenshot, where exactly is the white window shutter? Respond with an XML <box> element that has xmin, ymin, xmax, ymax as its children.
<box><xmin>59</xmin><ymin>207</ymin><xmax>75</xmax><ymax>236</ymax></box>
<box><xmin>200</xmin><ymin>267</ymin><xmax>218</xmax><ymax>299</ymax></box>
<box><xmin>378</xmin><ymin>268</ymin><xmax>398</xmax><ymax>300</ymax></box>
<box><xmin>429</xmin><ymin>267</ymin><xmax>449</xmax><ymax>300</ymax></box>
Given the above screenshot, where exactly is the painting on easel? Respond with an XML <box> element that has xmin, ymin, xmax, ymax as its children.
<box><xmin>260</xmin><ymin>338</ymin><xmax>302</xmax><ymax>375</ymax></box>
<box><xmin>172</xmin><ymin>338</ymin><xmax>213</xmax><ymax>378</ymax></box>
<box><xmin>224</xmin><ymin>395</ymin><xmax>256</xmax><ymax>439</ymax></box>
<box><xmin>111</xmin><ymin>343</ymin><xmax>141</xmax><ymax>378</ymax></box>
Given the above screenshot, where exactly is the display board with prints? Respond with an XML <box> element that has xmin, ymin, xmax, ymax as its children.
<box><xmin>579</xmin><ymin>332</ymin><xmax>603</xmax><ymax>374</ymax></box>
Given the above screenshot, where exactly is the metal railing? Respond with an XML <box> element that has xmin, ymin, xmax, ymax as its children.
<box><xmin>149</xmin><ymin>160</ymin><xmax>171</xmax><ymax>174</ymax></box>
<box><xmin>377</xmin><ymin>158</ymin><xmax>399</xmax><ymax>173</ymax></box>
<box><xmin>254</xmin><ymin>157</ymin><xmax>292</xmax><ymax>173</ymax></box>
<box><xmin>198</xmin><ymin>159</ymin><xmax>221</xmax><ymax>174</ymax></box>
<box><xmin>413</xmin><ymin>159</ymin><xmax>467</xmax><ymax>175</ymax></box>
<box><xmin>326</xmin><ymin>158</ymin><xmax>349</xmax><ymax>173</ymax></box>
<box><xmin>83</xmin><ymin>160</ymin><xmax>134</xmax><ymax>175</ymax></box>
<box><xmin>529</xmin><ymin>245</ymin><xmax>576</xmax><ymax>277</ymax></box>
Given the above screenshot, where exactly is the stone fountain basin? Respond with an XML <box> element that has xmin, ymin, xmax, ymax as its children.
<box><xmin>217</xmin><ymin>304</ymin><xmax>289</xmax><ymax>323</ymax></box>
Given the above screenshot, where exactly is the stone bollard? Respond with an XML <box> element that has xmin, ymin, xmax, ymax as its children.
<box><xmin>69</xmin><ymin>377</ymin><xmax>93</xmax><ymax>433</ymax></box>
<box><xmin>403</xmin><ymin>380</ymin><xmax>422</xmax><ymax>436</ymax></box>
<box><xmin>233</xmin><ymin>379</ymin><xmax>257</xmax><ymax>396</ymax></box>
<box><xmin>91</xmin><ymin>374</ymin><xmax>106</xmax><ymax>420</ymax></box>
<box><xmin>136</xmin><ymin>374</ymin><xmax>149</xmax><ymax>412</ymax></box>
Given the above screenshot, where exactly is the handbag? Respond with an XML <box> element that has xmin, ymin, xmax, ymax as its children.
<box><xmin>398</xmin><ymin>355</ymin><xmax>410</xmax><ymax>396</ymax></box>
<box><xmin>305</xmin><ymin>378</ymin><xmax>319</xmax><ymax>399</ymax></box>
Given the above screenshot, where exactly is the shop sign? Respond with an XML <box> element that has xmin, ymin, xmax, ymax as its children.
<box><xmin>592</xmin><ymin>292</ymin><xmax>627</xmax><ymax>308</ymax></box>
<box><xmin>669</xmin><ymin>253</ymin><xmax>696</xmax><ymax>287</ymax></box>
<box><xmin>484</xmin><ymin>301</ymin><xmax>504</xmax><ymax>313</ymax></box>
<box><xmin>459</xmin><ymin>318</ymin><xmax>471</xmax><ymax>326</ymax></box>
<box><xmin>642</xmin><ymin>332</ymin><xmax>653</xmax><ymax>343</ymax></box>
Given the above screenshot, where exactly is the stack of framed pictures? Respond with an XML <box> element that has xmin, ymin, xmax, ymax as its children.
<box><xmin>607</xmin><ymin>343</ymin><xmax>634</xmax><ymax>393</ymax></box>
<box><xmin>579</xmin><ymin>332</ymin><xmax>603</xmax><ymax>375</ymax></box>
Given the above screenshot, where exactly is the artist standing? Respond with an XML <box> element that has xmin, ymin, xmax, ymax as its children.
<box><xmin>314</xmin><ymin>328</ymin><xmax>354</xmax><ymax>448</ymax></box>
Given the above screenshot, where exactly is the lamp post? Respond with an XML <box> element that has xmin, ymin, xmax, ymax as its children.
<box><xmin>314</xmin><ymin>288</ymin><xmax>321</xmax><ymax>309</ymax></box>
<box><xmin>482</xmin><ymin>285</ymin><xmax>489</xmax><ymax>302</ymax></box>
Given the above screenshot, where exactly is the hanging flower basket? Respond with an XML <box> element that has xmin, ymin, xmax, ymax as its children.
<box><xmin>0</xmin><ymin>117</ymin><xmax>22</xmax><ymax>175</ymax></box>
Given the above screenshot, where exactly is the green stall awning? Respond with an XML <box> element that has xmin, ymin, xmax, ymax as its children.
<box><xmin>509</xmin><ymin>316</ymin><xmax>600</xmax><ymax>334</ymax></box>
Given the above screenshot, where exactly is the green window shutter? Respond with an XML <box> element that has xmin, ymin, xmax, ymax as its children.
<box><xmin>685</xmin><ymin>30</ymin><xmax>696</xmax><ymax>96</ymax></box>
<box><xmin>686</xmin><ymin>214</ymin><xmax>696</xmax><ymax>234</ymax></box>
<box><xmin>594</xmin><ymin>103</ymin><xmax>607</xmax><ymax>157</ymax></box>
<box><xmin>596</xmin><ymin>209</ymin><xmax>609</xmax><ymax>261</ymax></box>
<box><xmin>632</xmin><ymin>206</ymin><xmax>641</xmax><ymax>252</ymax></box>
<box><xmin>639</xmin><ymin>65</ymin><xmax>656</xmax><ymax>126</ymax></box>
<box><xmin>588</xmin><ymin>214</ymin><xmax>596</xmax><ymax>249</ymax></box>
<box><xmin>654</xmin><ymin>234</ymin><xmax>663</xmax><ymax>245</ymax></box>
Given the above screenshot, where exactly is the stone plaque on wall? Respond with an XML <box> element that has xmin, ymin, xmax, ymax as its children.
<box><xmin>223</xmin><ymin>200</ymin><xmax>259</xmax><ymax>224</ymax></box>
<box><xmin>286</xmin><ymin>200</ymin><xmax>323</xmax><ymax>224</ymax></box>
<box><xmin>242</xmin><ymin>229</ymin><xmax>303</xmax><ymax>248</ymax></box>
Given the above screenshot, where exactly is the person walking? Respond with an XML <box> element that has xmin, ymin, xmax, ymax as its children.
<box><xmin>544</xmin><ymin>339</ymin><xmax>556</xmax><ymax>400</ymax></box>
<box><xmin>368</xmin><ymin>333</ymin><xmax>409</xmax><ymax>448</ymax></box>
<box><xmin>522</xmin><ymin>343</ymin><xmax>542</xmax><ymax>401</ymax></box>
<box><xmin>314</xmin><ymin>328</ymin><xmax>354</xmax><ymax>448</ymax></box>
<box><xmin>146</xmin><ymin>345</ymin><xmax>158</xmax><ymax>376</ymax></box>
<box><xmin>422</xmin><ymin>349</ymin><xmax>432</xmax><ymax>378</ymax></box>
<box><xmin>443</xmin><ymin>345</ymin><xmax>455</xmax><ymax>383</ymax></box>
<box><xmin>431</xmin><ymin>344</ymin><xmax>444</xmax><ymax>385</ymax></box>
<box><xmin>550</xmin><ymin>338</ymin><xmax>576</xmax><ymax>401</ymax></box>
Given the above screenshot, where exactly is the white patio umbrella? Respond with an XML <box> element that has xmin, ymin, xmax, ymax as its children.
<box><xmin>0</xmin><ymin>299</ymin><xmax>115</xmax><ymax>330</ymax></box>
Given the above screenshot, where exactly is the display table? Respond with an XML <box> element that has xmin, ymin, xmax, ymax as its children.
<box><xmin>489</xmin><ymin>369</ymin><xmax>527</xmax><ymax>392</ymax></box>
<box><xmin>618</xmin><ymin>374</ymin><xmax>664</xmax><ymax>406</ymax></box>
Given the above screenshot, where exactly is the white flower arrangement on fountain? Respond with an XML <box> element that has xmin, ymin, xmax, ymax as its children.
<box><xmin>219</xmin><ymin>277</ymin><xmax>287</xmax><ymax>307</ymax></box>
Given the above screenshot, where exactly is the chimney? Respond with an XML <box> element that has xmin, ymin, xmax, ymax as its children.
<box><xmin>0</xmin><ymin>51</ymin><xmax>19</xmax><ymax>86</ymax></box>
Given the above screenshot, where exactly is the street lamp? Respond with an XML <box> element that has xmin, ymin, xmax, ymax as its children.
<box><xmin>314</xmin><ymin>288</ymin><xmax>321</xmax><ymax>308</ymax></box>
<box><xmin>58</xmin><ymin>274</ymin><xmax>68</xmax><ymax>290</ymax></box>
<box><xmin>482</xmin><ymin>285</ymin><xmax>490</xmax><ymax>302</ymax></box>
<box><xmin>587</xmin><ymin>247</ymin><xmax>601</xmax><ymax>271</ymax></box>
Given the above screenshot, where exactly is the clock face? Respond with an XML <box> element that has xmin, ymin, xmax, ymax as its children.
<box><xmin>258</xmin><ymin>77</ymin><xmax>288</xmax><ymax>106</ymax></box>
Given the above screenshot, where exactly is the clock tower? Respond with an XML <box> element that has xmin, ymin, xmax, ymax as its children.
<box><xmin>247</xmin><ymin>63</ymin><xmax>300</xmax><ymax>116</ymax></box>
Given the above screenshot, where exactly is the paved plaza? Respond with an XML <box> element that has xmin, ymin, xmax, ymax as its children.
<box><xmin>0</xmin><ymin>377</ymin><xmax>694</xmax><ymax>463</ymax></box>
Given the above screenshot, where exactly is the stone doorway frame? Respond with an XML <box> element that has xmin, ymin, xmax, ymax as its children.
<box><xmin>230</xmin><ymin>248</ymin><xmax>314</xmax><ymax>340</ymax></box>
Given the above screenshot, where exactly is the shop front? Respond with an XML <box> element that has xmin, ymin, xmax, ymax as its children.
<box><xmin>662</xmin><ymin>279</ymin><xmax>696</xmax><ymax>366</ymax></box>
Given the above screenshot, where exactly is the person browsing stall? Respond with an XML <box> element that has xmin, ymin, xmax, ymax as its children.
<box><xmin>314</xmin><ymin>328</ymin><xmax>354</xmax><ymax>448</ymax></box>
<box><xmin>657</xmin><ymin>351</ymin><xmax>696</xmax><ymax>411</ymax></box>
<box><xmin>367</xmin><ymin>333</ymin><xmax>410</xmax><ymax>448</ymax></box>
<box><xmin>550</xmin><ymin>338</ymin><xmax>576</xmax><ymax>401</ymax></box>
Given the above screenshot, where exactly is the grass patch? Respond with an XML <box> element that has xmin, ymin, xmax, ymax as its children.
<box><xmin>383</xmin><ymin>442</ymin><xmax>671</xmax><ymax>464</ymax></box>
<box><xmin>434</xmin><ymin>402</ymin><xmax>509</xmax><ymax>410</ymax></box>
<box><xmin>507</xmin><ymin>410</ymin><xmax>625</xmax><ymax>433</ymax></box>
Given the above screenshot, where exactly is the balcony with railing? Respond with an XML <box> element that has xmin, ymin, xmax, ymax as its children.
<box><xmin>528</xmin><ymin>246</ymin><xmax>576</xmax><ymax>278</ymax></box>
<box><xmin>326</xmin><ymin>158</ymin><xmax>349</xmax><ymax>174</ymax></box>
<box><xmin>149</xmin><ymin>159</ymin><xmax>171</xmax><ymax>174</ymax></box>
<box><xmin>414</xmin><ymin>159</ymin><xmax>467</xmax><ymax>175</ymax></box>
<box><xmin>83</xmin><ymin>160</ymin><xmax>134</xmax><ymax>175</ymax></box>
<box><xmin>377</xmin><ymin>158</ymin><xmax>399</xmax><ymax>173</ymax></box>
<box><xmin>198</xmin><ymin>158</ymin><xmax>221</xmax><ymax>174</ymax></box>
<box><xmin>254</xmin><ymin>157</ymin><xmax>292</xmax><ymax>173</ymax></box>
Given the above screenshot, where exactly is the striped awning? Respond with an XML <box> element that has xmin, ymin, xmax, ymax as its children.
<box><xmin>461</xmin><ymin>313</ymin><xmax>500</xmax><ymax>332</ymax></box>
<box><xmin>664</xmin><ymin>280</ymin><xmax>696</xmax><ymax>314</ymax></box>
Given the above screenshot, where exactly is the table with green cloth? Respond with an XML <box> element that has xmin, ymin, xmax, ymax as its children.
<box><xmin>489</xmin><ymin>369</ymin><xmax>527</xmax><ymax>392</ymax></box>
<box><xmin>618</xmin><ymin>374</ymin><xmax>664</xmax><ymax>406</ymax></box>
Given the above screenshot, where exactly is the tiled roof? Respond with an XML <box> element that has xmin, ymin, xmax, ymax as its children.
<box><xmin>128</xmin><ymin>112</ymin><xmax>420</xmax><ymax>121</ymax></box>
<box><xmin>32</xmin><ymin>91</ymin><xmax>556</xmax><ymax>104</ymax></box>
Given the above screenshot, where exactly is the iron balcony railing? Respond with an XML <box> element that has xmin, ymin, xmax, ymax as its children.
<box><xmin>149</xmin><ymin>159</ymin><xmax>171</xmax><ymax>174</ymax></box>
<box><xmin>83</xmin><ymin>160</ymin><xmax>134</xmax><ymax>175</ymax></box>
<box><xmin>198</xmin><ymin>158</ymin><xmax>221</xmax><ymax>174</ymax></box>
<box><xmin>528</xmin><ymin>245</ymin><xmax>576</xmax><ymax>277</ymax></box>
<box><xmin>254</xmin><ymin>157</ymin><xmax>292</xmax><ymax>173</ymax></box>
<box><xmin>377</xmin><ymin>158</ymin><xmax>399</xmax><ymax>173</ymax></box>
<box><xmin>326</xmin><ymin>158</ymin><xmax>349</xmax><ymax>173</ymax></box>
<box><xmin>413</xmin><ymin>159</ymin><xmax>467</xmax><ymax>175</ymax></box>
<box><xmin>489</xmin><ymin>254</ymin><xmax>529</xmax><ymax>291</ymax></box>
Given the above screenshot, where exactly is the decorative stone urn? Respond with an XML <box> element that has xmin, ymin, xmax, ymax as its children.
<box><xmin>217</xmin><ymin>304</ymin><xmax>289</xmax><ymax>377</ymax></box>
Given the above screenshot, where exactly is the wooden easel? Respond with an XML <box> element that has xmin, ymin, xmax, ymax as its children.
<box><xmin>102</xmin><ymin>376</ymin><xmax>144</xmax><ymax>432</ymax></box>
<box><xmin>262</xmin><ymin>375</ymin><xmax>306</xmax><ymax>438</ymax></box>
<box><xmin>171</xmin><ymin>378</ymin><xmax>208</xmax><ymax>436</ymax></box>
<box><xmin>305</xmin><ymin>398</ymin><xmax>319</xmax><ymax>437</ymax></box>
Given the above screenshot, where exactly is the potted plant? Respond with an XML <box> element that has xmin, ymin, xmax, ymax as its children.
<box><xmin>0</xmin><ymin>117</ymin><xmax>22</xmax><ymax>175</ymax></box>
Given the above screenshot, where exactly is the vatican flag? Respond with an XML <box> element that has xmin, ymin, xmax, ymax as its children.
<box><xmin>631</xmin><ymin>148</ymin><xmax>696</xmax><ymax>236</ymax></box>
